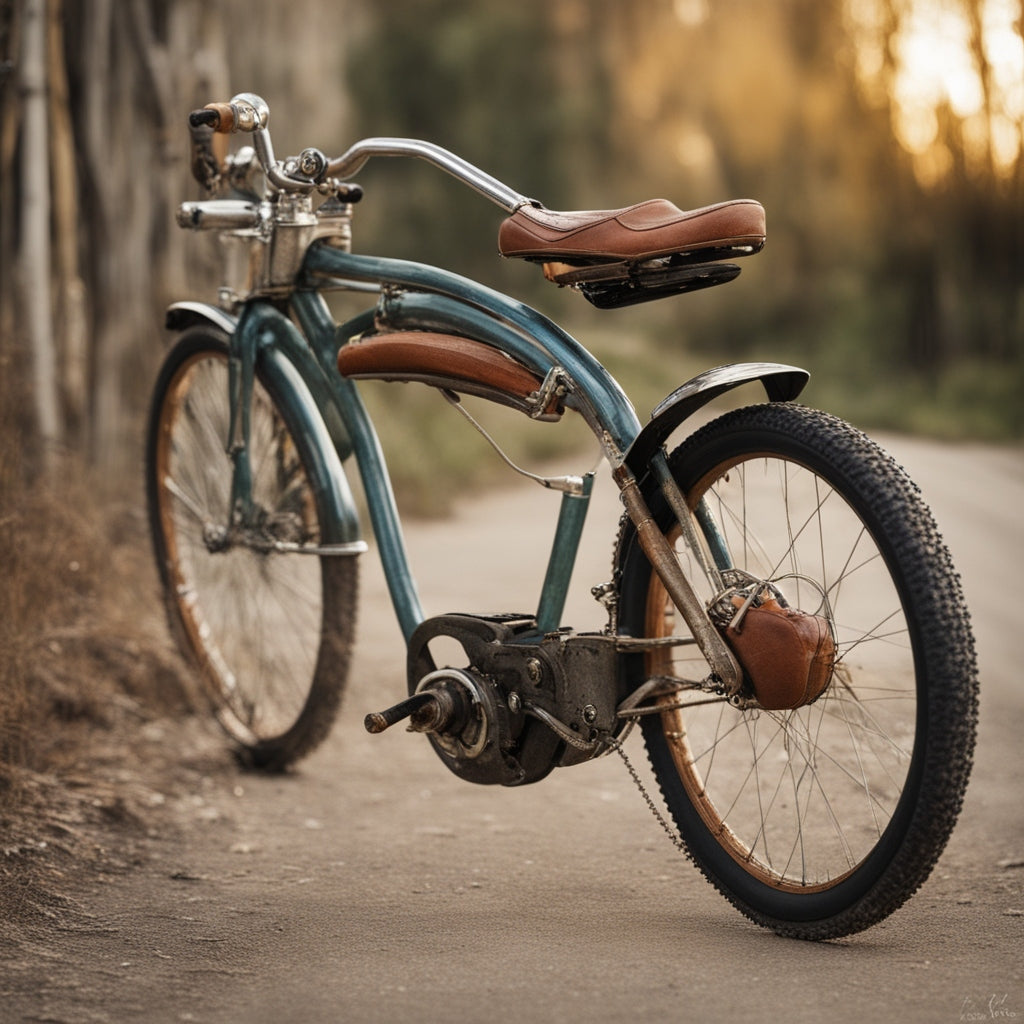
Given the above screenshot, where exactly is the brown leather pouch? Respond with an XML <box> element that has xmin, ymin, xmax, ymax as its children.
<box><xmin>723</xmin><ymin>598</ymin><xmax>835</xmax><ymax>710</ymax></box>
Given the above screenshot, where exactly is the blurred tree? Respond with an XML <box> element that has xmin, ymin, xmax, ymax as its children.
<box><xmin>344</xmin><ymin>0</ymin><xmax>616</xmax><ymax>284</ymax></box>
<box><xmin>595</xmin><ymin>0</ymin><xmax>1021</xmax><ymax>430</ymax></box>
<box><xmin>0</xmin><ymin>0</ymin><xmax>356</xmax><ymax>479</ymax></box>
<box><xmin>849</xmin><ymin>0</ymin><xmax>1023</xmax><ymax>375</ymax></box>
<box><xmin>16</xmin><ymin>0</ymin><xmax>61</xmax><ymax>476</ymax></box>
<box><xmin>1</xmin><ymin>0</ymin><xmax>233</xmax><ymax>477</ymax></box>
<box><xmin>1</xmin><ymin>0</ymin><xmax>1020</xmax><ymax>488</ymax></box>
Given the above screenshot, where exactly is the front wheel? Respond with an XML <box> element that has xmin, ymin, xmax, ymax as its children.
<box><xmin>615</xmin><ymin>404</ymin><xmax>978</xmax><ymax>938</ymax></box>
<box><xmin>145</xmin><ymin>327</ymin><xmax>358</xmax><ymax>770</ymax></box>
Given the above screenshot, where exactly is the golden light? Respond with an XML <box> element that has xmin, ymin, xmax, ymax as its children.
<box><xmin>673</xmin><ymin>0</ymin><xmax>709</xmax><ymax>28</ymax></box>
<box><xmin>674</xmin><ymin>122</ymin><xmax>716</xmax><ymax>173</ymax></box>
<box><xmin>849</xmin><ymin>0</ymin><xmax>1023</xmax><ymax>184</ymax></box>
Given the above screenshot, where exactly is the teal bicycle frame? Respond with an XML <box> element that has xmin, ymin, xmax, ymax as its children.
<box><xmin>171</xmin><ymin>237</ymin><xmax>806</xmax><ymax>657</ymax></box>
<box><xmin>237</xmin><ymin>240</ymin><xmax>640</xmax><ymax>644</ymax></box>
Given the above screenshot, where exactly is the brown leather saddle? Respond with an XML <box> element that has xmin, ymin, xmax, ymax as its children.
<box><xmin>498</xmin><ymin>197</ymin><xmax>765</xmax><ymax>308</ymax></box>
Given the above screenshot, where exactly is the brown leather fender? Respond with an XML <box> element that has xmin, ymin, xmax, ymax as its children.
<box><xmin>337</xmin><ymin>331</ymin><xmax>564</xmax><ymax>420</ymax></box>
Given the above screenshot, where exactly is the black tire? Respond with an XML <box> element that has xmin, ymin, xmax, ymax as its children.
<box><xmin>615</xmin><ymin>403</ymin><xmax>978</xmax><ymax>938</ymax></box>
<box><xmin>145</xmin><ymin>327</ymin><xmax>358</xmax><ymax>770</ymax></box>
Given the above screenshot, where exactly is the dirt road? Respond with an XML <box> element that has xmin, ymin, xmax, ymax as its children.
<box><xmin>5</xmin><ymin>432</ymin><xmax>1023</xmax><ymax>1023</ymax></box>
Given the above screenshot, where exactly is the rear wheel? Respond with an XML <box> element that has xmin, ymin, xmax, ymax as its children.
<box><xmin>615</xmin><ymin>403</ymin><xmax>978</xmax><ymax>937</ymax></box>
<box><xmin>146</xmin><ymin>327</ymin><xmax>358</xmax><ymax>770</ymax></box>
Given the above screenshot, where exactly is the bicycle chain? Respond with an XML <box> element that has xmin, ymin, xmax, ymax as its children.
<box><xmin>608</xmin><ymin>737</ymin><xmax>692</xmax><ymax>862</ymax></box>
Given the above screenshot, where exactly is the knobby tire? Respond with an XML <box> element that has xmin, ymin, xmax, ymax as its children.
<box><xmin>145</xmin><ymin>327</ymin><xmax>358</xmax><ymax>770</ymax></box>
<box><xmin>615</xmin><ymin>403</ymin><xmax>978</xmax><ymax>938</ymax></box>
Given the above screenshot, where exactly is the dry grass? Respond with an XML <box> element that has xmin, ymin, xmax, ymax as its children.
<box><xmin>0</xmin><ymin>437</ymin><xmax>222</xmax><ymax>923</ymax></box>
<box><xmin>0</xmin><ymin>466</ymin><xmax>196</xmax><ymax>767</ymax></box>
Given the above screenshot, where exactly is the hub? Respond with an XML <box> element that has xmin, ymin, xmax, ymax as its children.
<box><xmin>414</xmin><ymin>669</ymin><xmax>490</xmax><ymax>759</ymax></box>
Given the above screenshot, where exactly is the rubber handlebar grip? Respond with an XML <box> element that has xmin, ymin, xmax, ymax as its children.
<box><xmin>188</xmin><ymin>103</ymin><xmax>235</xmax><ymax>133</ymax></box>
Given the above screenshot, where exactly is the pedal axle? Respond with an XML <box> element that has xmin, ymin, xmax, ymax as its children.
<box><xmin>363</xmin><ymin>692</ymin><xmax>439</xmax><ymax>734</ymax></box>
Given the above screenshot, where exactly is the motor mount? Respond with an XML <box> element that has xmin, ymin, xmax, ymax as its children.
<box><xmin>364</xmin><ymin>612</ymin><xmax>629</xmax><ymax>786</ymax></box>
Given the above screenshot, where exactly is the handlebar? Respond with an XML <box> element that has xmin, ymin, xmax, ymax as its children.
<box><xmin>190</xmin><ymin>94</ymin><xmax>268</xmax><ymax>134</ymax></box>
<box><xmin>176</xmin><ymin>199</ymin><xmax>263</xmax><ymax>231</ymax></box>
<box><xmin>324</xmin><ymin>137</ymin><xmax>530</xmax><ymax>212</ymax></box>
<box><xmin>186</xmin><ymin>92</ymin><xmax>534</xmax><ymax>213</ymax></box>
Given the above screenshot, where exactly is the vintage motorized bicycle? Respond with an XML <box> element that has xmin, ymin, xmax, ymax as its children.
<box><xmin>146</xmin><ymin>93</ymin><xmax>978</xmax><ymax>939</ymax></box>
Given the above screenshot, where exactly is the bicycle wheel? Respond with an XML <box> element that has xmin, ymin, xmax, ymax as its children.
<box><xmin>615</xmin><ymin>403</ymin><xmax>977</xmax><ymax>938</ymax></box>
<box><xmin>146</xmin><ymin>326</ymin><xmax>358</xmax><ymax>770</ymax></box>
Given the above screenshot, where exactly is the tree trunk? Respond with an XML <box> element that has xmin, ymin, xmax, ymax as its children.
<box><xmin>18</xmin><ymin>0</ymin><xmax>62</xmax><ymax>475</ymax></box>
<box><xmin>47</xmin><ymin>0</ymin><xmax>88</xmax><ymax>438</ymax></box>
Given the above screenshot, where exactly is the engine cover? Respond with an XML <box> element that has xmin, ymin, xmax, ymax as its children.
<box><xmin>406</xmin><ymin>613</ymin><xmax>626</xmax><ymax>786</ymax></box>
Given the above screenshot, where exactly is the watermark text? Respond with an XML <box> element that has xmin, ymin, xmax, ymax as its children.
<box><xmin>960</xmin><ymin>994</ymin><xmax>1019</xmax><ymax>1021</ymax></box>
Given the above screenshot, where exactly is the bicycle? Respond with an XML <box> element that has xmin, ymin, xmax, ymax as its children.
<box><xmin>146</xmin><ymin>92</ymin><xmax>979</xmax><ymax>939</ymax></box>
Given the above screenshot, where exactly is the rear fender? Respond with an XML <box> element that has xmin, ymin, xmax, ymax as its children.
<box><xmin>622</xmin><ymin>362</ymin><xmax>808</xmax><ymax>476</ymax></box>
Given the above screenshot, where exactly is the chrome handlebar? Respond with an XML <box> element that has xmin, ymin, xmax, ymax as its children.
<box><xmin>324</xmin><ymin>137</ymin><xmax>531</xmax><ymax>212</ymax></box>
<box><xmin>176</xmin><ymin>199</ymin><xmax>264</xmax><ymax>231</ymax></box>
<box><xmin>196</xmin><ymin>92</ymin><xmax>533</xmax><ymax>214</ymax></box>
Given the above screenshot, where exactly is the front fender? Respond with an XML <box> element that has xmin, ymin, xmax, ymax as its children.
<box><xmin>165</xmin><ymin>300</ymin><xmax>239</xmax><ymax>336</ymax></box>
<box><xmin>622</xmin><ymin>362</ymin><xmax>808</xmax><ymax>476</ymax></box>
<box><xmin>165</xmin><ymin>300</ymin><xmax>361</xmax><ymax>547</ymax></box>
<box><xmin>167</xmin><ymin>300</ymin><xmax>356</xmax><ymax>465</ymax></box>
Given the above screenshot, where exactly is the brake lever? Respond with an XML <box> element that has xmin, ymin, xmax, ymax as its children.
<box><xmin>187</xmin><ymin>118</ymin><xmax>225</xmax><ymax>193</ymax></box>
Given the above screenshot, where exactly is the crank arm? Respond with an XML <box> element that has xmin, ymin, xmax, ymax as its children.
<box><xmin>364</xmin><ymin>692</ymin><xmax>440</xmax><ymax>734</ymax></box>
<box><xmin>613</xmin><ymin>463</ymin><xmax>742</xmax><ymax>694</ymax></box>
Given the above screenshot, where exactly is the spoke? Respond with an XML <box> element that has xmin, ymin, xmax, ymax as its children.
<box><xmin>819</xmin><ymin>690</ymin><xmax>914</xmax><ymax>777</ymax></box>
<box><xmin>164</xmin><ymin>475</ymin><xmax>216</xmax><ymax>529</ymax></box>
<box><xmin>768</xmin><ymin>703</ymin><xmax>903</xmax><ymax>821</ymax></box>
<box><xmin>825</xmin><ymin>525</ymin><xmax>875</xmax><ymax>610</ymax></box>
<box><xmin>741</xmin><ymin>713</ymin><xmax>787</xmax><ymax>869</ymax></box>
<box><xmin>766</xmin><ymin>477</ymin><xmax>838</xmax><ymax>584</ymax></box>
<box><xmin>707</xmin><ymin>479</ymin><xmax>774</xmax><ymax>575</ymax></box>
<box><xmin>835</xmin><ymin>608</ymin><xmax>909</xmax><ymax>663</ymax></box>
<box><xmin>643</xmin><ymin>440</ymin><xmax>923</xmax><ymax>892</ymax></box>
<box><xmin>782</xmin><ymin>462</ymin><xmax>800</xmax><ymax>604</ymax></box>
<box><xmin>708</xmin><ymin>711</ymin><xmax>786</xmax><ymax>826</ymax></box>
<box><xmin>780</xmin><ymin>733</ymin><xmax>809</xmax><ymax>881</ymax></box>
<box><xmin>776</xmin><ymin>712</ymin><xmax>858</xmax><ymax>878</ymax></box>
<box><xmin>685</xmin><ymin>704</ymin><xmax>751</xmax><ymax>771</ymax></box>
<box><xmin>162</xmin><ymin>358</ymin><xmax>324</xmax><ymax>743</ymax></box>
<box><xmin>814</xmin><ymin>474</ymin><xmax>827</xmax><ymax>613</ymax></box>
<box><xmin>834</xmin><ymin>696</ymin><xmax>894</xmax><ymax>834</ymax></box>
<box><xmin>747</xmin><ymin>740</ymin><xmax>791</xmax><ymax>870</ymax></box>
<box><xmin>708</xmin><ymin>465</ymin><xmax>846</xmax><ymax>602</ymax></box>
